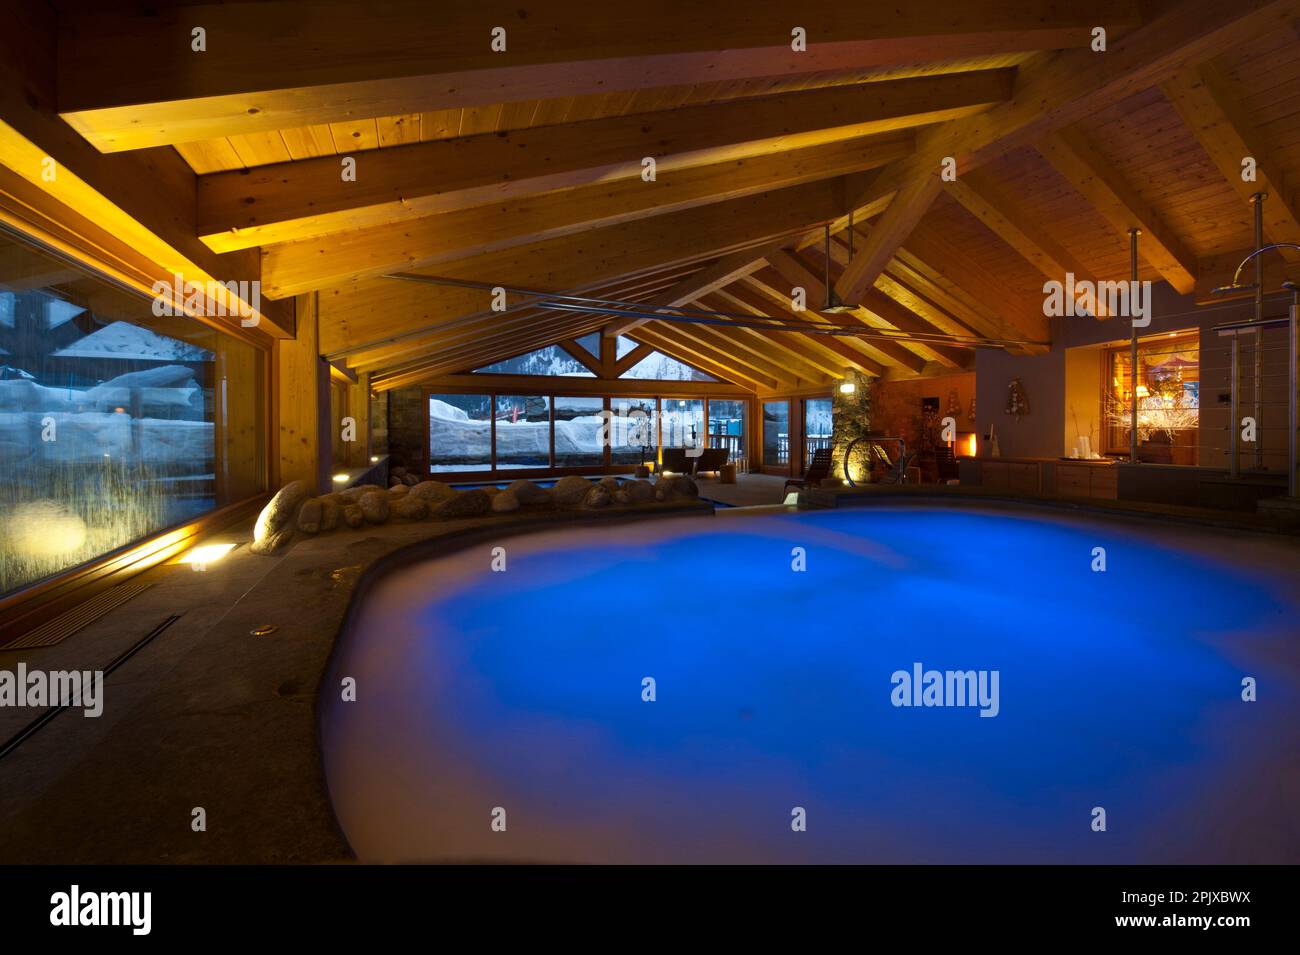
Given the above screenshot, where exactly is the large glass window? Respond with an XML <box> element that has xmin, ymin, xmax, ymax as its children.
<box><xmin>554</xmin><ymin>396</ymin><xmax>605</xmax><ymax>467</ymax></box>
<box><xmin>473</xmin><ymin>344</ymin><xmax>594</xmax><ymax>376</ymax></box>
<box><xmin>609</xmin><ymin>397</ymin><xmax>656</xmax><ymax>467</ymax></box>
<box><xmin>428</xmin><ymin>394</ymin><xmax>491</xmax><ymax>471</ymax></box>
<box><xmin>804</xmin><ymin>397</ymin><xmax>833</xmax><ymax>468</ymax></box>
<box><xmin>494</xmin><ymin>394</ymin><xmax>551</xmax><ymax>469</ymax></box>
<box><xmin>0</xmin><ymin>229</ymin><xmax>266</xmax><ymax>599</ymax></box>
<box><xmin>661</xmin><ymin>398</ymin><xmax>704</xmax><ymax>450</ymax></box>
<box><xmin>1105</xmin><ymin>334</ymin><xmax>1199</xmax><ymax>464</ymax></box>
<box><xmin>707</xmin><ymin>399</ymin><xmax>746</xmax><ymax>464</ymax></box>
<box><xmin>763</xmin><ymin>401</ymin><xmax>790</xmax><ymax>468</ymax></box>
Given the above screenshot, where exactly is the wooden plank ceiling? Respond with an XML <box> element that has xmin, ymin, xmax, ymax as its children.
<box><xmin>21</xmin><ymin>0</ymin><xmax>1300</xmax><ymax>393</ymax></box>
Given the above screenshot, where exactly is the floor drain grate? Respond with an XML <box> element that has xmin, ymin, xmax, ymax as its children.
<box><xmin>2</xmin><ymin>580</ymin><xmax>154</xmax><ymax>651</ymax></box>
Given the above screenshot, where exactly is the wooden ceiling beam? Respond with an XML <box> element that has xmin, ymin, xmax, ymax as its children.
<box><xmin>943</xmin><ymin>169</ymin><xmax>1097</xmax><ymax>284</ymax></box>
<box><xmin>1162</xmin><ymin>64</ymin><xmax>1300</xmax><ymax>263</ymax></box>
<box><xmin>764</xmin><ymin>248</ymin><xmax>930</xmax><ymax>373</ymax></box>
<box><xmin>56</xmin><ymin>2</ymin><xmax>1137</xmax><ymax>151</ymax></box>
<box><xmin>346</xmin><ymin>275</ymin><xmax>688</xmax><ymax>372</ymax></box>
<box><xmin>732</xmin><ymin>275</ymin><xmax>890</xmax><ymax>377</ymax></box>
<box><xmin>632</xmin><ymin>324</ymin><xmax>776</xmax><ymax>390</ymax></box>
<box><xmin>0</xmin><ymin>3</ymin><xmax>292</xmax><ymax>337</ymax></box>
<box><xmin>903</xmin><ymin>223</ymin><xmax>1050</xmax><ymax>350</ymax></box>
<box><xmin>1035</xmin><ymin>127</ymin><xmax>1197</xmax><ymax>293</ymax></box>
<box><xmin>195</xmin><ymin>72</ymin><xmax>994</xmax><ymax>247</ymax></box>
<box><xmin>603</xmin><ymin>239</ymin><xmax>793</xmax><ymax>338</ymax></box>
<box><xmin>833</xmin><ymin>165</ymin><xmax>942</xmax><ymax>304</ymax></box>
<box><xmin>259</xmin><ymin>135</ymin><xmax>909</xmax><ymax>295</ymax></box>
<box><xmin>835</xmin><ymin>0</ymin><xmax>1299</xmax><ymax>240</ymax></box>
<box><xmin>315</xmin><ymin>181</ymin><xmax>843</xmax><ymax>354</ymax></box>
<box><xmin>648</xmin><ymin>314</ymin><xmax>807</xmax><ymax>388</ymax></box>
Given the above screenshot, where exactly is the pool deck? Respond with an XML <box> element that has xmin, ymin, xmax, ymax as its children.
<box><xmin>0</xmin><ymin>498</ymin><xmax>711</xmax><ymax>863</ymax></box>
<box><xmin>1</xmin><ymin>479</ymin><xmax>1297</xmax><ymax>863</ymax></box>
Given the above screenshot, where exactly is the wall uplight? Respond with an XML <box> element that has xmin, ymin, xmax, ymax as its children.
<box><xmin>332</xmin><ymin>473</ymin><xmax>350</xmax><ymax>483</ymax></box>
<box><xmin>839</xmin><ymin>381</ymin><xmax>856</xmax><ymax>395</ymax></box>
<box><xmin>966</xmin><ymin>433</ymin><xmax>978</xmax><ymax>457</ymax></box>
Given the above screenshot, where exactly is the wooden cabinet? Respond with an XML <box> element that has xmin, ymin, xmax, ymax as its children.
<box><xmin>1055</xmin><ymin>462</ymin><xmax>1118</xmax><ymax>499</ymax></box>
<box><xmin>977</xmin><ymin>460</ymin><xmax>1041</xmax><ymax>494</ymax></box>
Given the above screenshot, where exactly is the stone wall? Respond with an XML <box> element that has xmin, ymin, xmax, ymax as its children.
<box><xmin>386</xmin><ymin>387</ymin><xmax>427</xmax><ymax>477</ymax></box>
<box><xmin>831</xmin><ymin>370</ymin><xmax>873</xmax><ymax>483</ymax></box>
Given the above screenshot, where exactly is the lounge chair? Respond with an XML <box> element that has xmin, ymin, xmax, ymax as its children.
<box><xmin>692</xmin><ymin>447</ymin><xmax>729</xmax><ymax>477</ymax></box>
<box><xmin>784</xmin><ymin>446</ymin><xmax>834</xmax><ymax>494</ymax></box>
<box><xmin>660</xmin><ymin>447</ymin><xmax>688</xmax><ymax>475</ymax></box>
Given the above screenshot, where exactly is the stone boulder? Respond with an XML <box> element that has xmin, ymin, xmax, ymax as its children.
<box><xmin>583</xmin><ymin>484</ymin><xmax>612</xmax><ymax>508</ymax></box>
<box><xmin>250</xmin><ymin>480</ymin><xmax>309</xmax><ymax>554</ymax></box>
<box><xmin>409</xmin><ymin>480</ymin><xmax>456</xmax><ymax>502</ymax></box>
<box><xmin>392</xmin><ymin>495</ymin><xmax>429</xmax><ymax>520</ymax></box>
<box><xmin>623</xmin><ymin>479</ymin><xmax>656</xmax><ymax>503</ymax></box>
<box><xmin>339</xmin><ymin>483</ymin><xmax>382</xmax><ymax>503</ymax></box>
<box><xmin>433</xmin><ymin>488</ymin><xmax>491</xmax><ymax>519</ymax></box>
<box><xmin>359</xmin><ymin>490</ymin><xmax>390</xmax><ymax>524</ymax></box>
<box><xmin>342</xmin><ymin>504</ymin><xmax>365</xmax><ymax>528</ymax></box>
<box><xmin>504</xmin><ymin>479</ymin><xmax>551</xmax><ymax>505</ymax></box>
<box><xmin>491</xmin><ymin>489</ymin><xmax>521</xmax><ymax>513</ymax></box>
<box><xmin>388</xmin><ymin>483</ymin><xmax>410</xmax><ymax>497</ymax></box>
<box><xmin>654</xmin><ymin>474</ymin><xmax>699</xmax><ymax>501</ymax></box>
<box><xmin>403</xmin><ymin>472</ymin><xmax>419</xmax><ymax>486</ymax></box>
<box><xmin>319</xmin><ymin>497</ymin><xmax>341</xmax><ymax>532</ymax></box>
<box><xmin>552</xmin><ymin>475</ymin><xmax>592</xmax><ymax>505</ymax></box>
<box><xmin>598</xmin><ymin>476</ymin><xmax>621</xmax><ymax>492</ymax></box>
<box><xmin>296</xmin><ymin>497</ymin><xmax>324</xmax><ymax>533</ymax></box>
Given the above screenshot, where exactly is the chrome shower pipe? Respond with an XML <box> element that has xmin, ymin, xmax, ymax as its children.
<box><xmin>1129</xmin><ymin>228</ymin><xmax>1140</xmax><ymax>465</ymax></box>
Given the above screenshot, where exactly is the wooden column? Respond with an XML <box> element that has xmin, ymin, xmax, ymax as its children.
<box><xmin>345</xmin><ymin>371</ymin><xmax>372</xmax><ymax>467</ymax></box>
<box><xmin>274</xmin><ymin>292</ymin><xmax>331</xmax><ymax>493</ymax></box>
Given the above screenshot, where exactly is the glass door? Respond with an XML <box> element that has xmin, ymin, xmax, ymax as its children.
<box><xmin>762</xmin><ymin>400</ymin><xmax>790</xmax><ymax>471</ymax></box>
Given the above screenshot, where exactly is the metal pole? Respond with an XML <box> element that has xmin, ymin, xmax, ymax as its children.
<box><xmin>1129</xmin><ymin>228</ymin><xmax>1141</xmax><ymax>464</ymax></box>
<box><xmin>1230</xmin><ymin>333</ymin><xmax>1240</xmax><ymax>479</ymax></box>
<box><xmin>1290</xmin><ymin>292</ymin><xmax>1297</xmax><ymax>497</ymax></box>
<box><xmin>1251</xmin><ymin>193</ymin><xmax>1266</xmax><ymax>469</ymax></box>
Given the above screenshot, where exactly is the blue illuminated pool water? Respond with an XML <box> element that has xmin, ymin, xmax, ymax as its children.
<box><xmin>320</xmin><ymin>505</ymin><xmax>1300</xmax><ymax>863</ymax></box>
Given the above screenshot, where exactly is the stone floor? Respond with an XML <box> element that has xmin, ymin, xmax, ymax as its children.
<box><xmin>0</xmin><ymin>497</ymin><xmax>709</xmax><ymax>863</ymax></box>
<box><xmin>694</xmin><ymin>472</ymin><xmax>791</xmax><ymax>507</ymax></box>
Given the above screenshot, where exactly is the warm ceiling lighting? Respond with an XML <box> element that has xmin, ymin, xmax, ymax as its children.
<box><xmin>839</xmin><ymin>381</ymin><xmax>856</xmax><ymax>395</ymax></box>
<box><xmin>332</xmin><ymin>473</ymin><xmax>350</xmax><ymax>483</ymax></box>
<box><xmin>1135</xmin><ymin>385</ymin><xmax>1150</xmax><ymax>398</ymax></box>
<box><xmin>180</xmin><ymin>543</ymin><xmax>236</xmax><ymax>566</ymax></box>
<box><xmin>370</xmin><ymin>455</ymin><xmax>379</xmax><ymax>463</ymax></box>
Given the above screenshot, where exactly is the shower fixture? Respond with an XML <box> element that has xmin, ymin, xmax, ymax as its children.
<box><xmin>820</xmin><ymin>212</ymin><xmax>860</xmax><ymax>314</ymax></box>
